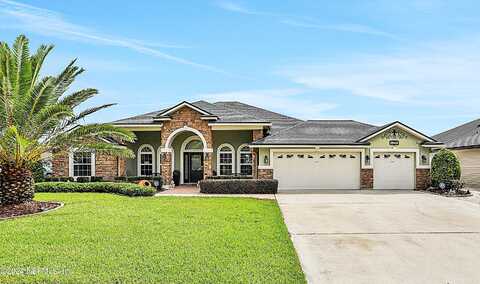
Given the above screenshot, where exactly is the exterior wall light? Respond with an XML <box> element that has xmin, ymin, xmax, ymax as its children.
<box><xmin>264</xmin><ymin>155</ymin><xmax>269</xmax><ymax>165</ymax></box>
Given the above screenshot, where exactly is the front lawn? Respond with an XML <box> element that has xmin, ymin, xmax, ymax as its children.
<box><xmin>0</xmin><ymin>193</ymin><xmax>305</xmax><ymax>283</ymax></box>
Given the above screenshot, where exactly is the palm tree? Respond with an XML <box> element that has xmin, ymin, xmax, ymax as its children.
<box><xmin>0</xmin><ymin>35</ymin><xmax>136</xmax><ymax>205</ymax></box>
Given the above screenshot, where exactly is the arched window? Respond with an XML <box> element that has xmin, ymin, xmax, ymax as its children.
<box><xmin>138</xmin><ymin>145</ymin><xmax>154</xmax><ymax>176</ymax></box>
<box><xmin>217</xmin><ymin>144</ymin><xmax>234</xmax><ymax>176</ymax></box>
<box><xmin>237</xmin><ymin>144</ymin><xmax>253</xmax><ymax>176</ymax></box>
<box><xmin>185</xmin><ymin>139</ymin><xmax>203</xmax><ymax>151</ymax></box>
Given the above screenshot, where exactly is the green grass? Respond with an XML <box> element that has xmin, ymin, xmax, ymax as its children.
<box><xmin>0</xmin><ymin>193</ymin><xmax>305</xmax><ymax>283</ymax></box>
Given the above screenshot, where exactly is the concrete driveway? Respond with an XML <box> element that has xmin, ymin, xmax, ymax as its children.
<box><xmin>276</xmin><ymin>191</ymin><xmax>480</xmax><ymax>284</ymax></box>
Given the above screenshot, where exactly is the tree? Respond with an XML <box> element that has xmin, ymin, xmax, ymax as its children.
<box><xmin>0</xmin><ymin>35</ymin><xmax>135</xmax><ymax>205</ymax></box>
<box><xmin>431</xmin><ymin>149</ymin><xmax>461</xmax><ymax>187</ymax></box>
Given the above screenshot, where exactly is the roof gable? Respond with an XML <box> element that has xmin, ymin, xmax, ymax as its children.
<box><xmin>357</xmin><ymin>121</ymin><xmax>436</xmax><ymax>143</ymax></box>
<box><xmin>156</xmin><ymin>101</ymin><xmax>216</xmax><ymax>117</ymax></box>
<box><xmin>433</xmin><ymin>118</ymin><xmax>480</xmax><ymax>148</ymax></box>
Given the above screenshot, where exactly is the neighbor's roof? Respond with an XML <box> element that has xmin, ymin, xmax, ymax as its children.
<box><xmin>433</xmin><ymin>118</ymin><xmax>480</xmax><ymax>149</ymax></box>
<box><xmin>111</xmin><ymin>100</ymin><xmax>301</xmax><ymax>133</ymax></box>
<box><xmin>252</xmin><ymin>120</ymin><xmax>379</xmax><ymax>145</ymax></box>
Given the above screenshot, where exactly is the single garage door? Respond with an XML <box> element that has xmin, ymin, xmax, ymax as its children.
<box><xmin>273</xmin><ymin>152</ymin><xmax>360</xmax><ymax>190</ymax></box>
<box><xmin>373</xmin><ymin>152</ymin><xmax>415</xmax><ymax>189</ymax></box>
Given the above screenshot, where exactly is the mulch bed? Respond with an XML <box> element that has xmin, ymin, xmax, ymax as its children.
<box><xmin>424</xmin><ymin>187</ymin><xmax>472</xmax><ymax>197</ymax></box>
<box><xmin>0</xmin><ymin>201</ymin><xmax>62</xmax><ymax>219</ymax></box>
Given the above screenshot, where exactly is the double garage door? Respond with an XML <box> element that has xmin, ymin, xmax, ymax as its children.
<box><xmin>273</xmin><ymin>151</ymin><xmax>415</xmax><ymax>190</ymax></box>
<box><xmin>273</xmin><ymin>152</ymin><xmax>361</xmax><ymax>190</ymax></box>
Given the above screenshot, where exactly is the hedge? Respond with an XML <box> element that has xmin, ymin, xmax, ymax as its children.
<box><xmin>199</xmin><ymin>179</ymin><xmax>278</xmax><ymax>194</ymax></box>
<box><xmin>431</xmin><ymin>149</ymin><xmax>461</xmax><ymax>187</ymax></box>
<box><xmin>35</xmin><ymin>182</ymin><xmax>156</xmax><ymax>197</ymax></box>
<box><xmin>206</xmin><ymin>175</ymin><xmax>253</xmax><ymax>180</ymax></box>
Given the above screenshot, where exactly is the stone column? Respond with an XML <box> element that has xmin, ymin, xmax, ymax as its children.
<box><xmin>416</xmin><ymin>169</ymin><xmax>431</xmax><ymax>190</ymax></box>
<box><xmin>360</xmin><ymin>168</ymin><xmax>373</xmax><ymax>189</ymax></box>
<box><xmin>252</xmin><ymin>149</ymin><xmax>258</xmax><ymax>178</ymax></box>
<box><xmin>161</xmin><ymin>152</ymin><xmax>172</xmax><ymax>187</ymax></box>
<box><xmin>203</xmin><ymin>152</ymin><xmax>213</xmax><ymax>178</ymax></box>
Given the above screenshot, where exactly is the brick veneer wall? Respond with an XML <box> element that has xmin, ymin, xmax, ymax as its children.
<box><xmin>52</xmin><ymin>152</ymin><xmax>122</xmax><ymax>180</ymax></box>
<box><xmin>52</xmin><ymin>153</ymin><xmax>69</xmax><ymax>177</ymax></box>
<box><xmin>416</xmin><ymin>169</ymin><xmax>431</xmax><ymax>190</ymax></box>
<box><xmin>160</xmin><ymin>106</ymin><xmax>214</xmax><ymax>185</ymax></box>
<box><xmin>360</xmin><ymin>168</ymin><xmax>373</xmax><ymax>189</ymax></box>
<box><xmin>258</xmin><ymin>168</ymin><xmax>273</xmax><ymax>179</ymax></box>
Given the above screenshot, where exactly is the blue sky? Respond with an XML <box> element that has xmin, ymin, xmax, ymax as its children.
<box><xmin>1</xmin><ymin>0</ymin><xmax>479</xmax><ymax>135</ymax></box>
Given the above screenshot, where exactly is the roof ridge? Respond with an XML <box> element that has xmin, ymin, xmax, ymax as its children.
<box><xmin>252</xmin><ymin>121</ymin><xmax>306</xmax><ymax>143</ymax></box>
<box><xmin>214</xmin><ymin>101</ymin><xmax>301</xmax><ymax>121</ymax></box>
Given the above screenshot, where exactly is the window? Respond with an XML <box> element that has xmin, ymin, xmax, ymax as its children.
<box><xmin>238</xmin><ymin>144</ymin><xmax>253</xmax><ymax>176</ymax></box>
<box><xmin>73</xmin><ymin>152</ymin><xmax>93</xmax><ymax>177</ymax></box>
<box><xmin>185</xmin><ymin>139</ymin><xmax>203</xmax><ymax>150</ymax></box>
<box><xmin>217</xmin><ymin>144</ymin><xmax>234</xmax><ymax>175</ymax></box>
<box><xmin>138</xmin><ymin>145</ymin><xmax>154</xmax><ymax>176</ymax></box>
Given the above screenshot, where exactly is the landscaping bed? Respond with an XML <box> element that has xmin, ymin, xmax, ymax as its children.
<box><xmin>424</xmin><ymin>187</ymin><xmax>472</xmax><ymax>197</ymax></box>
<box><xmin>0</xmin><ymin>201</ymin><xmax>61</xmax><ymax>219</ymax></box>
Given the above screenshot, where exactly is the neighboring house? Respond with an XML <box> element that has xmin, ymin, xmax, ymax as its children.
<box><xmin>51</xmin><ymin>100</ymin><xmax>444</xmax><ymax>190</ymax></box>
<box><xmin>433</xmin><ymin>119</ymin><xmax>480</xmax><ymax>188</ymax></box>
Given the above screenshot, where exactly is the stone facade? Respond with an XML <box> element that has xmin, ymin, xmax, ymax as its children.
<box><xmin>52</xmin><ymin>152</ymin><xmax>122</xmax><ymax>180</ymax></box>
<box><xmin>160</xmin><ymin>106</ymin><xmax>214</xmax><ymax>185</ymax></box>
<box><xmin>360</xmin><ymin>168</ymin><xmax>374</xmax><ymax>189</ymax></box>
<box><xmin>415</xmin><ymin>169</ymin><xmax>431</xmax><ymax>190</ymax></box>
<box><xmin>258</xmin><ymin>168</ymin><xmax>273</xmax><ymax>179</ymax></box>
<box><xmin>52</xmin><ymin>153</ymin><xmax>69</xmax><ymax>177</ymax></box>
<box><xmin>252</xmin><ymin>129</ymin><xmax>264</xmax><ymax>141</ymax></box>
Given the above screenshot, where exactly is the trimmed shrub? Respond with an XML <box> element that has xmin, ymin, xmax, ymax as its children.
<box><xmin>76</xmin><ymin>177</ymin><xmax>90</xmax><ymax>183</ymax></box>
<box><xmin>431</xmin><ymin>149</ymin><xmax>461</xmax><ymax>187</ymax></box>
<box><xmin>199</xmin><ymin>179</ymin><xmax>278</xmax><ymax>194</ymax></box>
<box><xmin>45</xmin><ymin>176</ymin><xmax>74</xmax><ymax>182</ymax></box>
<box><xmin>113</xmin><ymin>176</ymin><xmax>162</xmax><ymax>189</ymax></box>
<box><xmin>206</xmin><ymin>175</ymin><xmax>254</xmax><ymax>180</ymax></box>
<box><xmin>35</xmin><ymin>182</ymin><xmax>156</xmax><ymax>197</ymax></box>
<box><xmin>90</xmin><ymin>176</ymin><xmax>104</xmax><ymax>182</ymax></box>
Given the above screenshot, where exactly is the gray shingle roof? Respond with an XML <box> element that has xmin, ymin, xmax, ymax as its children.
<box><xmin>111</xmin><ymin>101</ymin><xmax>297</xmax><ymax>128</ymax></box>
<box><xmin>433</xmin><ymin>119</ymin><xmax>480</xmax><ymax>149</ymax></box>
<box><xmin>252</xmin><ymin>120</ymin><xmax>378</xmax><ymax>145</ymax></box>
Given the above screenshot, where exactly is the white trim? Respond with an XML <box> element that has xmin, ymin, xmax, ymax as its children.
<box><xmin>216</xmin><ymin>143</ymin><xmax>235</xmax><ymax>176</ymax></box>
<box><xmin>250</xmin><ymin>144</ymin><xmax>367</xmax><ymax>148</ymax></box>
<box><xmin>159</xmin><ymin>102</ymin><xmax>212</xmax><ymax>116</ymax></box>
<box><xmin>237</xmin><ymin>144</ymin><xmax>253</xmax><ymax>176</ymax></box>
<box><xmin>422</xmin><ymin>144</ymin><xmax>445</xmax><ymax>148</ymax></box>
<box><xmin>68</xmin><ymin>151</ymin><xmax>96</xmax><ymax>178</ymax></box>
<box><xmin>114</xmin><ymin>124</ymin><xmax>163</xmax><ymax>131</ymax></box>
<box><xmin>258</xmin><ymin>165</ymin><xmax>273</xmax><ymax>170</ymax></box>
<box><xmin>137</xmin><ymin>144</ymin><xmax>155</xmax><ymax>176</ymax></box>
<box><xmin>358</xmin><ymin>122</ymin><xmax>435</xmax><ymax>143</ymax></box>
<box><xmin>180</xmin><ymin>136</ymin><xmax>203</xmax><ymax>184</ymax></box>
<box><xmin>164</xmin><ymin>126</ymin><xmax>209</xmax><ymax>152</ymax></box>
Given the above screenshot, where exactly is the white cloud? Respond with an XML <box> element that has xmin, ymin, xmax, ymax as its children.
<box><xmin>214</xmin><ymin>0</ymin><xmax>396</xmax><ymax>39</ymax></box>
<box><xmin>278</xmin><ymin>36</ymin><xmax>480</xmax><ymax>107</ymax></box>
<box><xmin>197</xmin><ymin>88</ymin><xmax>337</xmax><ymax>119</ymax></box>
<box><xmin>0</xmin><ymin>0</ymin><xmax>226</xmax><ymax>74</ymax></box>
<box><xmin>281</xmin><ymin>20</ymin><xmax>400</xmax><ymax>40</ymax></box>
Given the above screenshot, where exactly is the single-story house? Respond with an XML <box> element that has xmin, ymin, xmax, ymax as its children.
<box><xmin>52</xmin><ymin>100</ymin><xmax>444</xmax><ymax>190</ymax></box>
<box><xmin>433</xmin><ymin>119</ymin><xmax>480</xmax><ymax>188</ymax></box>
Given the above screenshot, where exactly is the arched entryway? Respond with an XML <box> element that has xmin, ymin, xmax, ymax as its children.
<box><xmin>161</xmin><ymin>126</ymin><xmax>213</xmax><ymax>187</ymax></box>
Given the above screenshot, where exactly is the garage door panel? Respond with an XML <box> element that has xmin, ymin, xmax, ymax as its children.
<box><xmin>373</xmin><ymin>152</ymin><xmax>415</xmax><ymax>190</ymax></box>
<box><xmin>273</xmin><ymin>152</ymin><xmax>360</xmax><ymax>190</ymax></box>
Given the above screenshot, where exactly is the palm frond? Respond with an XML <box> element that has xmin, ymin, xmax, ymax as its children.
<box><xmin>59</xmin><ymin>88</ymin><xmax>98</xmax><ymax>108</ymax></box>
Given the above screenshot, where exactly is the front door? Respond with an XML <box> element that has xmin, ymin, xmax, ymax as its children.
<box><xmin>184</xmin><ymin>152</ymin><xmax>204</xmax><ymax>183</ymax></box>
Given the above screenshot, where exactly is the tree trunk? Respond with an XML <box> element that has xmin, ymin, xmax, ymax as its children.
<box><xmin>0</xmin><ymin>162</ymin><xmax>34</xmax><ymax>205</ymax></box>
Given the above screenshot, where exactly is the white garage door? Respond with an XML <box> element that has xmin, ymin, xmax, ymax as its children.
<box><xmin>373</xmin><ymin>152</ymin><xmax>415</xmax><ymax>190</ymax></box>
<box><xmin>273</xmin><ymin>152</ymin><xmax>360</xmax><ymax>190</ymax></box>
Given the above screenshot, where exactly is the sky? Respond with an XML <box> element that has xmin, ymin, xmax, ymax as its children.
<box><xmin>1</xmin><ymin>0</ymin><xmax>479</xmax><ymax>135</ymax></box>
